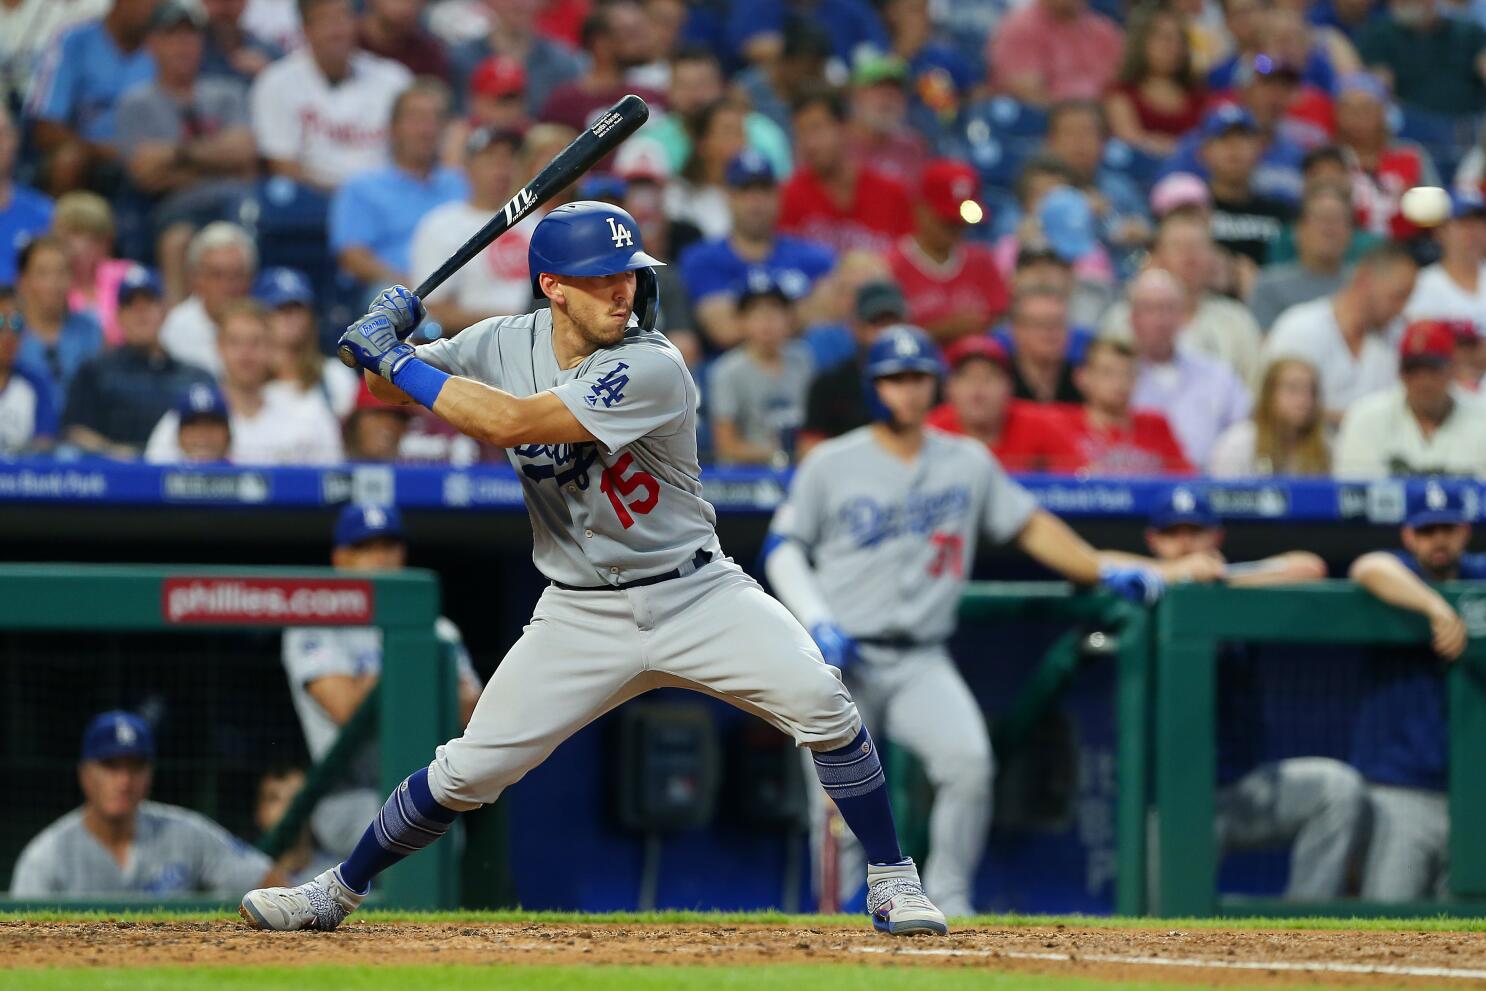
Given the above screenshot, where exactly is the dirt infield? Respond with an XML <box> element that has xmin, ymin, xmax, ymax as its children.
<box><xmin>6</xmin><ymin>919</ymin><xmax>1486</xmax><ymax>986</ymax></box>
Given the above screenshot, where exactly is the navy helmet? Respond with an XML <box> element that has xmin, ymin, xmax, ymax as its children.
<box><xmin>527</xmin><ymin>201</ymin><xmax>665</xmax><ymax>330</ymax></box>
<box><xmin>862</xmin><ymin>324</ymin><xmax>943</xmax><ymax>421</ymax></box>
<box><xmin>335</xmin><ymin>503</ymin><xmax>405</xmax><ymax>548</ymax></box>
<box><xmin>81</xmin><ymin>711</ymin><xmax>155</xmax><ymax>763</ymax></box>
<box><xmin>1406</xmin><ymin>481</ymin><xmax>1475</xmax><ymax>529</ymax></box>
<box><xmin>1149</xmin><ymin>486</ymin><xmax>1218</xmax><ymax>530</ymax></box>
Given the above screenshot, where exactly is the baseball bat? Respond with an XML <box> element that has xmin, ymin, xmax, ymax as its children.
<box><xmin>338</xmin><ymin>93</ymin><xmax>652</xmax><ymax>368</ymax></box>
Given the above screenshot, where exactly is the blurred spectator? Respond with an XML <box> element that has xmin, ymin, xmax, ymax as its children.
<box><xmin>413</xmin><ymin>126</ymin><xmax>533</xmax><ymax>335</ymax></box>
<box><xmin>880</xmin><ymin>0</ymin><xmax>980</xmax><ymax>140</ymax></box>
<box><xmin>539</xmin><ymin>2</ymin><xmax>665</xmax><ymax>131</ymax></box>
<box><xmin>1264</xmin><ymin>240</ymin><xmax>1418</xmax><ymax>421</ymax></box>
<box><xmin>798</xmin><ymin>278</ymin><xmax>905</xmax><ymax>453</ymax></box>
<box><xmin>117</xmin><ymin>3</ymin><xmax>257</xmax><ymax>301</ymax></box>
<box><xmin>242</xmin><ymin>0</ymin><xmax>303</xmax><ymax>54</ymax></box>
<box><xmin>925</xmin><ymin>336</ymin><xmax>1060</xmax><ymax>470</ymax></box>
<box><xmin>779</xmin><ymin>90</ymin><xmax>914</xmax><ymax>254</ymax></box>
<box><xmin>281</xmin><ymin>503</ymin><xmax>480</xmax><ymax>855</ymax></box>
<box><xmin>172</xmin><ymin>382</ymin><xmax>233</xmax><ymax>461</ymax></box>
<box><xmin>1453</xmin><ymin>320</ymin><xmax>1486</xmax><ymax>390</ymax></box>
<box><xmin>200</xmin><ymin>0</ymin><xmax>283</xmax><ymax>82</ymax></box>
<box><xmin>1106</xmin><ymin>5</ymin><xmax>1207</xmax><ymax>159</ymax></box>
<box><xmin>994</xmin><ymin>160</ymin><xmax>1116</xmax><ymax>286</ymax></box>
<box><xmin>9</xmin><ymin>711</ymin><xmax>282</xmax><ymax>897</ymax></box>
<box><xmin>664</xmin><ymin>99</ymin><xmax>747</xmax><ymax>239</ymax></box>
<box><xmin>160</xmin><ymin>221</ymin><xmax>256</xmax><ymax>376</ymax></box>
<box><xmin>0</xmin><ymin>285</ymin><xmax>56</xmax><ymax>455</ymax></box>
<box><xmin>707</xmin><ymin>281</ymin><xmax>813</xmax><ymax>465</ymax></box>
<box><xmin>14</xmin><ymin>234</ymin><xmax>103</xmax><ymax>414</ymax></box>
<box><xmin>1149</xmin><ymin>169</ymin><xmax>1213</xmax><ymax>219</ymax></box>
<box><xmin>1403</xmin><ymin>191</ymin><xmax>1486</xmax><ymax>330</ymax></box>
<box><xmin>650</xmin><ymin>46</ymin><xmax>791</xmax><ymax>180</ymax></box>
<box><xmin>845</xmin><ymin>55</ymin><xmax>929</xmax><ymax>187</ymax></box>
<box><xmin>1334</xmin><ymin>73</ymin><xmax>1441</xmax><ymax>239</ymax></box>
<box><xmin>731</xmin><ymin>16</ymin><xmax>832</xmax><ymax>139</ymax></box>
<box><xmin>359</xmin><ymin>0</ymin><xmax>449</xmax><ymax>78</ymax></box>
<box><xmin>989</xmin><ymin>0</ymin><xmax>1124</xmax><ymax>107</ymax></box>
<box><xmin>440</xmin><ymin>53</ymin><xmax>526</xmax><ymax>164</ymax></box>
<box><xmin>613</xmin><ymin>147</ymin><xmax>702</xmax><ymax>362</ymax></box>
<box><xmin>1358</xmin><ymin>0</ymin><xmax>1486</xmax><ymax>116</ymax></box>
<box><xmin>258</xmin><ymin>266</ymin><xmax>357</xmax><ymax>419</ymax></box>
<box><xmin>679</xmin><ymin>150</ymin><xmax>835</xmax><ymax>352</ymax></box>
<box><xmin>330</xmin><ymin>80</ymin><xmax>466</xmax><ymax>289</ymax></box>
<box><xmin>1349</xmin><ymin>487</ymin><xmax>1482</xmax><ymax>899</ymax></box>
<box><xmin>1210</xmin><ymin>0</ymin><xmax>1266</xmax><ymax>82</ymax></box>
<box><xmin>1334</xmin><ymin>320</ymin><xmax>1486</xmax><ymax>477</ymax></box>
<box><xmin>343</xmin><ymin>378</ymin><xmax>413</xmax><ymax>461</ymax></box>
<box><xmin>250</xmin><ymin>0</ymin><xmax>413</xmax><ymax>192</ymax></box>
<box><xmin>726</xmin><ymin>0</ymin><xmax>888</xmax><ymax>68</ymax></box>
<box><xmin>624</xmin><ymin>0</ymin><xmax>685</xmax><ymax>92</ymax></box>
<box><xmin>1202</xmin><ymin>106</ymin><xmax>1295</xmax><ymax>279</ymax></box>
<box><xmin>1008</xmin><ymin>239</ymin><xmax>1116</xmax><ymax>331</ymax></box>
<box><xmin>63</xmin><ymin>265</ymin><xmax>212</xmax><ymax>459</ymax></box>
<box><xmin>26</xmin><ymin>0</ymin><xmax>157</xmax><ymax>196</ymax></box>
<box><xmin>1004</xmin><ymin>283</ymin><xmax>1085</xmax><ymax>403</ymax></box>
<box><xmin>1249</xmin><ymin>185</ymin><xmax>1354</xmax><ymax>331</ymax></box>
<box><xmin>1210</xmin><ymin>2</ymin><xmax>1344</xmax><ymax>93</ymax></box>
<box><xmin>254</xmin><ymin>766</ymin><xmax>335</xmax><ymax>884</ymax></box>
<box><xmin>1314</xmin><ymin>0</ymin><xmax>1385</xmax><ymax>43</ymax></box>
<box><xmin>1101</xmin><ymin>211</ymin><xmax>1264</xmax><ymax>386</ymax></box>
<box><xmin>1044</xmin><ymin>338</ymin><xmax>1192</xmax><ymax>474</ymax></box>
<box><xmin>0</xmin><ymin>103</ymin><xmax>54</xmax><ymax>286</ymax></box>
<box><xmin>51</xmin><ymin>192</ymin><xmax>132</xmax><ymax>345</ymax></box>
<box><xmin>450</xmin><ymin>0</ymin><xmax>584</xmax><ymax>119</ymax></box>
<box><xmin>0</xmin><ymin>0</ymin><xmax>107</xmax><ymax>113</ymax></box>
<box><xmin>1267</xmin><ymin>2</ymin><xmax>1362</xmax><ymax>89</ymax></box>
<box><xmin>1266</xmin><ymin>145</ymin><xmax>1388</xmax><ymax>263</ymax></box>
<box><xmin>798</xmin><ymin>249</ymin><xmax>895</xmax><ymax>370</ymax></box>
<box><xmin>1210</xmin><ymin>357</ymin><xmax>1331</xmax><ymax>476</ymax></box>
<box><xmin>148</xmin><ymin>301</ymin><xmax>342</xmax><ymax>464</ymax></box>
<box><xmin>887</xmin><ymin>160</ymin><xmax>1007</xmax><ymax>343</ymax></box>
<box><xmin>1045</xmin><ymin>101</ymin><xmax>1151</xmax><ymax>257</ymax></box>
<box><xmin>1126</xmin><ymin>269</ymin><xmax>1251</xmax><ymax>468</ymax></box>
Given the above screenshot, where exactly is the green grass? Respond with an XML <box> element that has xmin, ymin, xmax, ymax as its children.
<box><xmin>0</xmin><ymin>965</ymin><xmax>1305</xmax><ymax>991</ymax></box>
<box><xmin>4</xmin><ymin>908</ymin><xmax>1486</xmax><ymax>931</ymax></box>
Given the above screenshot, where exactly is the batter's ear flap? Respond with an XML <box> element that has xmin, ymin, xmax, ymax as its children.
<box><xmin>537</xmin><ymin>273</ymin><xmax>564</xmax><ymax>306</ymax></box>
<box><xmin>634</xmin><ymin>268</ymin><xmax>660</xmax><ymax>331</ymax></box>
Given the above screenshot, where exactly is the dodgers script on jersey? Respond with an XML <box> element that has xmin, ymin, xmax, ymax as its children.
<box><xmin>771</xmin><ymin>427</ymin><xmax>1038</xmax><ymax>643</ymax></box>
<box><xmin>417</xmin><ymin>308</ymin><xmax>719</xmax><ymax>586</ymax></box>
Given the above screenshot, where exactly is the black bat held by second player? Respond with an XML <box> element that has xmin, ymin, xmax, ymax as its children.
<box><xmin>337</xmin><ymin>93</ymin><xmax>652</xmax><ymax>368</ymax></box>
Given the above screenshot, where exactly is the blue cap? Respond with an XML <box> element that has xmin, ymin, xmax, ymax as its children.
<box><xmin>736</xmin><ymin>273</ymin><xmax>791</xmax><ymax>310</ymax></box>
<box><xmin>175</xmin><ymin>382</ymin><xmax>229</xmax><ymax>422</ymax></box>
<box><xmin>1038</xmin><ymin>186</ymin><xmax>1096</xmax><ymax>262</ymax></box>
<box><xmin>1406</xmin><ymin>482</ymin><xmax>1472</xmax><ymax>528</ymax></box>
<box><xmin>725</xmin><ymin>149</ymin><xmax>776</xmax><ymax>188</ymax></box>
<box><xmin>1452</xmin><ymin>190</ymin><xmax>1486</xmax><ymax>220</ymax></box>
<box><xmin>81</xmin><ymin>711</ymin><xmax>155</xmax><ymax>762</ymax></box>
<box><xmin>253</xmin><ymin>266</ymin><xmax>315</xmax><ymax>309</ymax></box>
<box><xmin>116</xmin><ymin>264</ymin><xmax>163</xmax><ymax>305</ymax></box>
<box><xmin>1149</xmin><ymin>486</ymin><xmax>1218</xmax><ymax>530</ymax></box>
<box><xmin>578</xmin><ymin>173</ymin><xmax>628</xmax><ymax>202</ymax></box>
<box><xmin>335</xmin><ymin>503</ymin><xmax>404</xmax><ymax>547</ymax></box>
<box><xmin>1198</xmin><ymin>104</ymin><xmax>1259</xmax><ymax>142</ymax></box>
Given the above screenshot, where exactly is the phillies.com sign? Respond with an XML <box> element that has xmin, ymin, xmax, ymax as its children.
<box><xmin>163</xmin><ymin>578</ymin><xmax>374</xmax><ymax>625</ymax></box>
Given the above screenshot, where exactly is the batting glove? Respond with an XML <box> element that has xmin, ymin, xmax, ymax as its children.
<box><xmin>338</xmin><ymin>312</ymin><xmax>418</xmax><ymax>380</ymax></box>
<box><xmin>1098</xmin><ymin>564</ymin><xmax>1166</xmax><ymax>606</ymax></box>
<box><xmin>810</xmin><ymin>621</ymin><xmax>860</xmax><ymax>674</ymax></box>
<box><xmin>369</xmin><ymin>284</ymin><xmax>426</xmax><ymax>338</ymax></box>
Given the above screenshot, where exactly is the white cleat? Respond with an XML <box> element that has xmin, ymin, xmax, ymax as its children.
<box><xmin>867</xmin><ymin>858</ymin><xmax>949</xmax><ymax>936</ymax></box>
<box><xmin>240</xmin><ymin>868</ymin><xmax>366</xmax><ymax>932</ymax></box>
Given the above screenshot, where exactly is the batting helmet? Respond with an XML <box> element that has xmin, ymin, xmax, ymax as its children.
<box><xmin>528</xmin><ymin>201</ymin><xmax>665</xmax><ymax>330</ymax></box>
<box><xmin>862</xmin><ymin>324</ymin><xmax>944</xmax><ymax>422</ymax></box>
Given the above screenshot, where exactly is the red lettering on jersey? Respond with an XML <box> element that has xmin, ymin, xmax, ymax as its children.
<box><xmin>599</xmin><ymin>452</ymin><xmax>660</xmax><ymax>529</ymax></box>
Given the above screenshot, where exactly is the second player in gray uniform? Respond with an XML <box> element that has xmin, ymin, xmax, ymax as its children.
<box><xmin>240</xmin><ymin>201</ymin><xmax>948</xmax><ymax>935</ymax></box>
<box><xmin>763</xmin><ymin>325</ymin><xmax>1165</xmax><ymax>915</ymax></box>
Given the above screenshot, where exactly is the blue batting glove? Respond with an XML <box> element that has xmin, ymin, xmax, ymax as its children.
<box><xmin>1098</xmin><ymin>564</ymin><xmax>1166</xmax><ymax>605</ymax></box>
<box><xmin>810</xmin><ymin>621</ymin><xmax>859</xmax><ymax>674</ymax></box>
<box><xmin>338</xmin><ymin>312</ymin><xmax>418</xmax><ymax>380</ymax></box>
<box><xmin>369</xmin><ymin>284</ymin><xmax>426</xmax><ymax>338</ymax></box>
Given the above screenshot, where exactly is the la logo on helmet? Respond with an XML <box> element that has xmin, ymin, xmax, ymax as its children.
<box><xmin>606</xmin><ymin>217</ymin><xmax>633</xmax><ymax>248</ymax></box>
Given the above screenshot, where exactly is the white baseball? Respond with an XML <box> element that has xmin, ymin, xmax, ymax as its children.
<box><xmin>1401</xmin><ymin>186</ymin><xmax>1452</xmax><ymax>227</ymax></box>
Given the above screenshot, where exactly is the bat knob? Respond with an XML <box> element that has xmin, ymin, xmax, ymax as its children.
<box><xmin>337</xmin><ymin>345</ymin><xmax>360</xmax><ymax>369</ymax></box>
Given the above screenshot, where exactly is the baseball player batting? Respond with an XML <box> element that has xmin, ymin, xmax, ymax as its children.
<box><xmin>762</xmin><ymin>325</ymin><xmax>1165</xmax><ymax>915</ymax></box>
<box><xmin>239</xmin><ymin>202</ymin><xmax>948</xmax><ymax>936</ymax></box>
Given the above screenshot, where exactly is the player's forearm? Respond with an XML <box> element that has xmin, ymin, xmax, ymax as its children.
<box><xmin>427</xmin><ymin>375</ymin><xmax>593</xmax><ymax>448</ymax></box>
<box><xmin>1350</xmin><ymin>552</ymin><xmax>1452</xmax><ymax>619</ymax></box>
<box><xmin>1015</xmin><ymin>510</ymin><xmax>1103</xmax><ymax>585</ymax></box>
<box><xmin>762</xmin><ymin>537</ymin><xmax>834</xmax><ymax>629</ymax></box>
<box><xmin>1225</xmin><ymin>551</ymin><xmax>1327</xmax><ymax>588</ymax></box>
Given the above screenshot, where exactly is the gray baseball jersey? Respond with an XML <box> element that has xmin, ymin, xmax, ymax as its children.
<box><xmin>418</xmin><ymin>309</ymin><xmax>720</xmax><ymax>586</ymax></box>
<box><xmin>9</xmin><ymin>801</ymin><xmax>270</xmax><ymax>897</ymax></box>
<box><xmin>769</xmin><ymin>427</ymin><xmax>1038</xmax><ymax>643</ymax></box>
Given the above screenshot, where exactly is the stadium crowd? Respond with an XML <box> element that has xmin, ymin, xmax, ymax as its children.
<box><xmin>3</xmin><ymin>0</ymin><xmax>1486</xmax><ymax>479</ymax></box>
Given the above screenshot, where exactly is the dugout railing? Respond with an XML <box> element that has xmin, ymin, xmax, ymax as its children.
<box><xmin>0</xmin><ymin>564</ymin><xmax>459</xmax><ymax>911</ymax></box>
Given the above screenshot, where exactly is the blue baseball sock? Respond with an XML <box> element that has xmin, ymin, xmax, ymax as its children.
<box><xmin>812</xmin><ymin>727</ymin><xmax>904</xmax><ymax>866</ymax></box>
<box><xmin>337</xmin><ymin>766</ymin><xmax>459</xmax><ymax>894</ymax></box>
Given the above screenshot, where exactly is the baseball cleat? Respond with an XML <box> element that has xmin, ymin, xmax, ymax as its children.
<box><xmin>240</xmin><ymin>867</ymin><xmax>366</xmax><ymax>932</ymax></box>
<box><xmin>866</xmin><ymin>858</ymin><xmax>948</xmax><ymax>936</ymax></box>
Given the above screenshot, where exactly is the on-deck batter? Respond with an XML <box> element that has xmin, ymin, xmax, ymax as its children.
<box><xmin>239</xmin><ymin>201</ymin><xmax>948</xmax><ymax>936</ymax></box>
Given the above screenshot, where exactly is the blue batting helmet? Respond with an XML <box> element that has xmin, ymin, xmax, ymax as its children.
<box><xmin>862</xmin><ymin>324</ymin><xmax>944</xmax><ymax>421</ymax></box>
<box><xmin>528</xmin><ymin>201</ymin><xmax>666</xmax><ymax>330</ymax></box>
